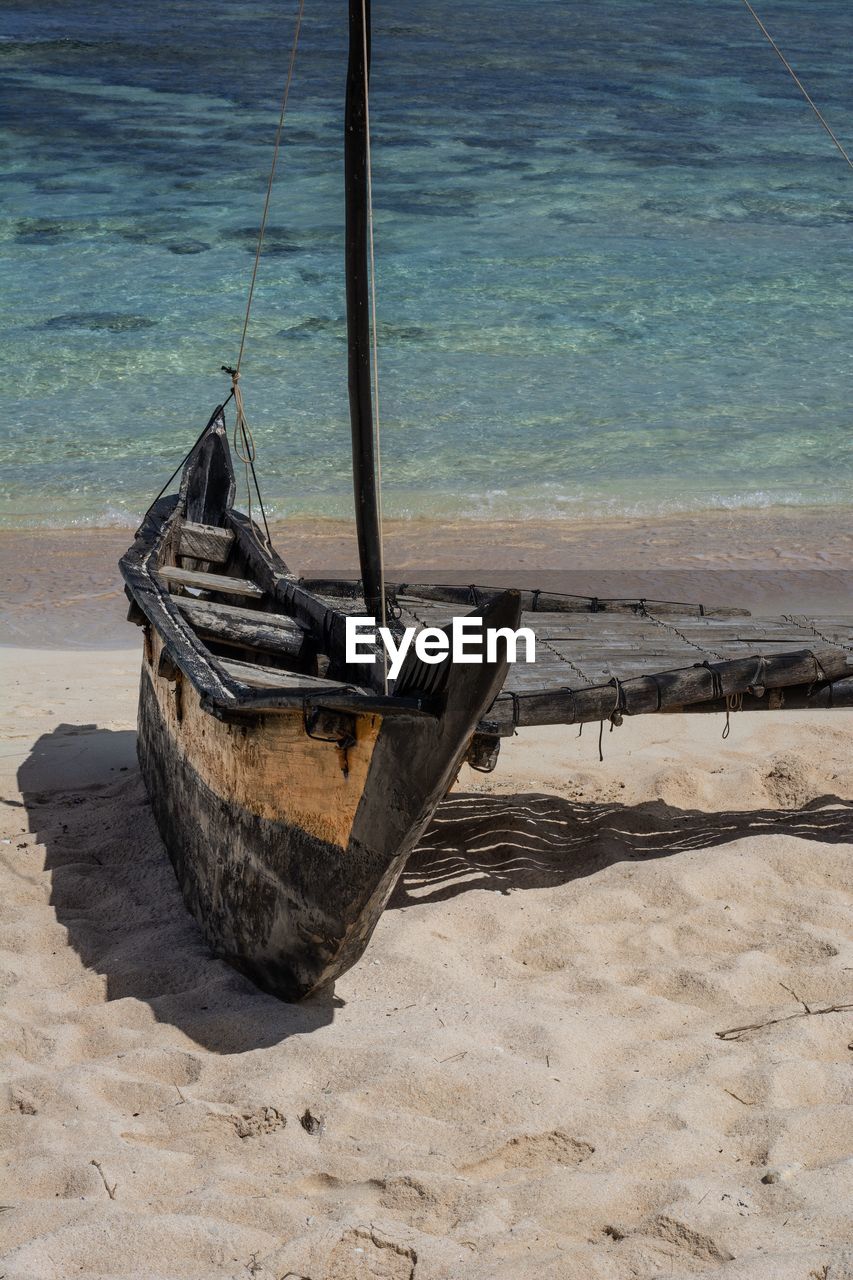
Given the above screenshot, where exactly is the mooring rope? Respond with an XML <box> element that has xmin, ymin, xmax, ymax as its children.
<box><xmin>739</xmin><ymin>0</ymin><xmax>853</xmax><ymax>172</ymax></box>
<box><xmin>235</xmin><ymin>0</ymin><xmax>306</xmax><ymax>374</ymax></box>
<box><xmin>223</xmin><ymin>0</ymin><xmax>305</xmax><ymax>540</ymax></box>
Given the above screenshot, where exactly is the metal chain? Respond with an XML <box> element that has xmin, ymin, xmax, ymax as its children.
<box><xmin>640</xmin><ymin>604</ymin><xmax>725</xmax><ymax>663</ymax></box>
<box><xmin>782</xmin><ymin>613</ymin><xmax>853</xmax><ymax>655</ymax></box>
<box><xmin>539</xmin><ymin>636</ymin><xmax>598</xmax><ymax>687</ymax></box>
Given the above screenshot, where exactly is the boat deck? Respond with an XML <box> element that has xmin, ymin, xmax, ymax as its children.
<box><xmin>125</xmin><ymin>510</ymin><xmax>853</xmax><ymax>732</ymax></box>
<box><xmin>309</xmin><ymin>583</ymin><xmax>853</xmax><ymax>734</ymax></box>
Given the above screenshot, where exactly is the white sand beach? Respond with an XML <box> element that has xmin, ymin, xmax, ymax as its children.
<box><xmin>2</xmin><ymin>640</ymin><xmax>851</xmax><ymax>1279</ymax></box>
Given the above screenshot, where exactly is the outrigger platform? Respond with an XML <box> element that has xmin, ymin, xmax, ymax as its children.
<box><xmin>122</xmin><ymin>413</ymin><xmax>853</xmax><ymax>1001</ymax></box>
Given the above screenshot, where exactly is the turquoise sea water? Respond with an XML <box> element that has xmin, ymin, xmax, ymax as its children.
<box><xmin>1</xmin><ymin>0</ymin><xmax>852</xmax><ymax>527</ymax></box>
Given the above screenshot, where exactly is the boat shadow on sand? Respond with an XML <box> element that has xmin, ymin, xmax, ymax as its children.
<box><xmin>395</xmin><ymin>788</ymin><xmax>853</xmax><ymax>908</ymax></box>
<box><xmin>18</xmin><ymin>724</ymin><xmax>853</xmax><ymax>1053</ymax></box>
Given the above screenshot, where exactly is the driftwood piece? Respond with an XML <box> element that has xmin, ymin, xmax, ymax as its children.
<box><xmin>174</xmin><ymin>597</ymin><xmax>308</xmax><ymax>661</ymax></box>
<box><xmin>159</xmin><ymin>565</ymin><xmax>264</xmax><ymax>599</ymax></box>
<box><xmin>716</xmin><ymin>983</ymin><xmax>853</xmax><ymax>1041</ymax></box>
<box><xmin>178</xmin><ymin>520</ymin><xmax>235</xmax><ymax>564</ymax></box>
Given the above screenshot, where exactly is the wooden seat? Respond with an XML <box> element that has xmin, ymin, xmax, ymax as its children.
<box><xmin>160</xmin><ymin>565</ymin><xmax>264</xmax><ymax>599</ymax></box>
<box><xmin>220</xmin><ymin>657</ymin><xmax>361</xmax><ymax>693</ymax></box>
<box><xmin>174</xmin><ymin>597</ymin><xmax>308</xmax><ymax>661</ymax></box>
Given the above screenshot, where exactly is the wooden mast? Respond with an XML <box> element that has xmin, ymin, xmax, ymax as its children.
<box><xmin>345</xmin><ymin>0</ymin><xmax>383</xmax><ymax>619</ymax></box>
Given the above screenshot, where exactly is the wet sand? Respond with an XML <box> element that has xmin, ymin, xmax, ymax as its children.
<box><xmin>2</xmin><ymin>505</ymin><xmax>851</xmax><ymax>648</ymax></box>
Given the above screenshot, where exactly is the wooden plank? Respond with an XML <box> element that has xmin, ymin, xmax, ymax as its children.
<box><xmin>228</xmin><ymin>510</ymin><xmax>389</xmax><ymax>692</ymax></box>
<box><xmin>174</xmin><ymin>597</ymin><xmax>308</xmax><ymax>661</ymax></box>
<box><xmin>159</xmin><ymin>565</ymin><xmax>264</xmax><ymax>599</ymax></box>
<box><xmin>179</xmin><ymin>521</ymin><xmax>235</xmax><ymax>563</ymax></box>
<box><xmin>173</xmin><ymin>597</ymin><xmax>305</xmax><ymax>632</ymax></box>
<box><xmin>303</xmin><ymin>578</ymin><xmax>751</xmax><ymax>620</ymax></box>
<box><xmin>220</xmin><ymin>657</ymin><xmax>366</xmax><ymax>694</ymax></box>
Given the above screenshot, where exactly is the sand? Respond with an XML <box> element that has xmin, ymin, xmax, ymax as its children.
<box><xmin>1</xmin><ymin>633</ymin><xmax>851</xmax><ymax>1280</ymax></box>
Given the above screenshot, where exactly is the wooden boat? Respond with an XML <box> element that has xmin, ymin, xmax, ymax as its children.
<box><xmin>121</xmin><ymin>410</ymin><xmax>521</xmax><ymax>1001</ymax></box>
<box><xmin>123</xmin><ymin>1</ymin><xmax>853</xmax><ymax>1000</ymax></box>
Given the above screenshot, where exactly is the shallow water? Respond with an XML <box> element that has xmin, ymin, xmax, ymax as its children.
<box><xmin>2</xmin><ymin>0</ymin><xmax>852</xmax><ymax>527</ymax></box>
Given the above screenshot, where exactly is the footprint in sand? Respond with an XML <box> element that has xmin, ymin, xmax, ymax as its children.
<box><xmin>461</xmin><ymin>1128</ymin><xmax>594</xmax><ymax>1178</ymax></box>
<box><xmin>326</xmin><ymin>1226</ymin><xmax>417</xmax><ymax>1280</ymax></box>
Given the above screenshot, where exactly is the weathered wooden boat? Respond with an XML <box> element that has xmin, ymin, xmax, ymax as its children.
<box><xmin>122</xmin><ymin>416</ymin><xmax>520</xmax><ymax>1000</ymax></box>
<box><xmin>122</xmin><ymin>0</ymin><xmax>853</xmax><ymax>1000</ymax></box>
<box><xmin>121</xmin><ymin>0</ymin><xmax>522</xmax><ymax>1000</ymax></box>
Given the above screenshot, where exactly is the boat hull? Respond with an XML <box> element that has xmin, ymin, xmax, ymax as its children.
<box><xmin>137</xmin><ymin>652</ymin><xmax>416</xmax><ymax>999</ymax></box>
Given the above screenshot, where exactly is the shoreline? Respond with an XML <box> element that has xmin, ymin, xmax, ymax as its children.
<box><xmin>2</xmin><ymin>505</ymin><xmax>850</xmax><ymax>649</ymax></box>
<box><xmin>1</xmin><ymin>501</ymin><xmax>850</xmax><ymax>552</ymax></box>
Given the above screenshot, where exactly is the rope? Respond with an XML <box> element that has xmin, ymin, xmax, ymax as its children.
<box><xmin>539</xmin><ymin>636</ymin><xmax>599</xmax><ymax>688</ymax></box>
<box><xmin>215</xmin><ymin>0</ymin><xmax>303</xmax><ymax>547</ymax></box>
<box><xmin>739</xmin><ymin>0</ymin><xmax>853</xmax><ymax>172</ymax></box>
<box><xmin>361</xmin><ymin>0</ymin><xmax>388</xmax><ymax>692</ymax></box>
<box><xmin>235</xmin><ymin>0</ymin><xmax>306</xmax><ymax>374</ymax></box>
<box><xmin>223</xmin><ymin>368</ymin><xmax>272</xmax><ymax>547</ymax></box>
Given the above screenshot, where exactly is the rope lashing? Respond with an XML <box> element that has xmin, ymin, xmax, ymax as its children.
<box><xmin>747</xmin><ymin>654</ymin><xmax>768</xmax><ymax>697</ymax></box>
<box><xmin>697</xmin><ymin>659</ymin><xmax>740</xmax><ymax>737</ymax></box>
<box><xmin>782</xmin><ymin>614</ymin><xmax>853</xmax><ymax>656</ymax></box>
<box><xmin>609</xmin><ymin>674</ymin><xmax>626</xmax><ymax>727</ymax></box>
<box><xmin>642</xmin><ymin>602</ymin><xmax>725</xmax><ymax>663</ymax></box>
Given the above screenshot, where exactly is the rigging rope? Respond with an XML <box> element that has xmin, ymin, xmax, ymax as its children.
<box><xmin>236</xmin><ymin>0</ymin><xmax>306</xmax><ymax>374</ymax></box>
<box><xmin>361</xmin><ymin>0</ymin><xmax>389</xmax><ymax>691</ymax></box>
<box><xmin>739</xmin><ymin>0</ymin><xmax>853</xmax><ymax>172</ymax></box>
<box><xmin>226</xmin><ymin>0</ymin><xmax>305</xmax><ymax>539</ymax></box>
<box><xmin>226</xmin><ymin>368</ymin><xmax>272</xmax><ymax>547</ymax></box>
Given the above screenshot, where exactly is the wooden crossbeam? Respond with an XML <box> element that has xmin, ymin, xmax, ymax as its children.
<box><xmin>220</xmin><ymin>656</ymin><xmax>362</xmax><ymax>694</ymax></box>
<box><xmin>160</xmin><ymin>565</ymin><xmax>264</xmax><ymax>599</ymax></box>
<box><xmin>174</xmin><ymin>597</ymin><xmax>308</xmax><ymax>661</ymax></box>
<box><xmin>301</xmin><ymin>577</ymin><xmax>751</xmax><ymax>620</ymax></box>
<box><xmin>485</xmin><ymin>647</ymin><xmax>850</xmax><ymax>735</ymax></box>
